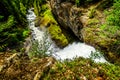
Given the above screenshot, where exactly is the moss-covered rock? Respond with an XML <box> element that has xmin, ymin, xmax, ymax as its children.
<box><xmin>48</xmin><ymin>24</ymin><xmax>69</xmax><ymax>47</ymax></box>
<box><xmin>34</xmin><ymin>4</ymin><xmax>71</xmax><ymax>47</ymax></box>
<box><xmin>82</xmin><ymin>19</ymin><xmax>120</xmax><ymax>64</ymax></box>
<box><xmin>39</xmin><ymin>10</ymin><xmax>57</xmax><ymax>27</ymax></box>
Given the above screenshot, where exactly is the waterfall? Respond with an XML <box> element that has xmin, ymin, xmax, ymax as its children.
<box><xmin>27</xmin><ymin>8</ymin><xmax>108</xmax><ymax>63</ymax></box>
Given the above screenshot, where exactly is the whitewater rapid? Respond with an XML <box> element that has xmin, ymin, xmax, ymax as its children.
<box><xmin>27</xmin><ymin>8</ymin><xmax>108</xmax><ymax>63</ymax></box>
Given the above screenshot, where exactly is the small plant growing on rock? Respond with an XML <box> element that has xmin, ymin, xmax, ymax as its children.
<box><xmin>29</xmin><ymin>31</ymin><xmax>53</xmax><ymax>58</ymax></box>
<box><xmin>90</xmin><ymin>51</ymin><xmax>102</xmax><ymax>60</ymax></box>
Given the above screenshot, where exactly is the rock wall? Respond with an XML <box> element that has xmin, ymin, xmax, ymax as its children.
<box><xmin>50</xmin><ymin>0</ymin><xmax>83</xmax><ymax>41</ymax></box>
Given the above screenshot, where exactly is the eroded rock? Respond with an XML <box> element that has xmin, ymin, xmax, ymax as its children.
<box><xmin>50</xmin><ymin>0</ymin><xmax>83</xmax><ymax>40</ymax></box>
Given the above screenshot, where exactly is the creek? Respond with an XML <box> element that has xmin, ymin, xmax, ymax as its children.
<box><xmin>27</xmin><ymin>8</ymin><xmax>108</xmax><ymax>63</ymax></box>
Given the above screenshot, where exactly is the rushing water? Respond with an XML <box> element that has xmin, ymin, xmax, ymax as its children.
<box><xmin>27</xmin><ymin>8</ymin><xmax>108</xmax><ymax>63</ymax></box>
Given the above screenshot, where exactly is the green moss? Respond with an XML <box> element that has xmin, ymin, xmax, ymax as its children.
<box><xmin>88</xmin><ymin>8</ymin><xmax>96</xmax><ymax>19</ymax></box>
<box><xmin>39</xmin><ymin>10</ymin><xmax>57</xmax><ymax>27</ymax></box>
<box><xmin>48</xmin><ymin>24</ymin><xmax>68</xmax><ymax>47</ymax></box>
<box><xmin>20</xmin><ymin>2</ymin><xmax>26</xmax><ymax>16</ymax></box>
<box><xmin>98</xmin><ymin>63</ymin><xmax>120</xmax><ymax>80</ymax></box>
<box><xmin>41</xmin><ymin>4</ymin><xmax>49</xmax><ymax>12</ymax></box>
<box><xmin>33</xmin><ymin>0</ymin><xmax>41</xmax><ymax>16</ymax></box>
<box><xmin>41</xmin><ymin>57</ymin><xmax>120</xmax><ymax>80</ymax></box>
<box><xmin>83</xmin><ymin>26</ymin><xmax>113</xmax><ymax>47</ymax></box>
<box><xmin>82</xmin><ymin>23</ymin><xmax>120</xmax><ymax>64</ymax></box>
<box><xmin>88</xmin><ymin>19</ymin><xmax>99</xmax><ymax>25</ymax></box>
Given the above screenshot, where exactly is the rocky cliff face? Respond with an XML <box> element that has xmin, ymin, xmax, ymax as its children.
<box><xmin>50</xmin><ymin>0</ymin><xmax>83</xmax><ymax>41</ymax></box>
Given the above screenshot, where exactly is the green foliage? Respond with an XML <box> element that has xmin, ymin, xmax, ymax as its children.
<box><xmin>33</xmin><ymin>0</ymin><xmax>46</xmax><ymax>16</ymax></box>
<box><xmin>98</xmin><ymin>0</ymin><xmax>120</xmax><ymax>55</ymax></box>
<box><xmin>41</xmin><ymin>4</ymin><xmax>49</xmax><ymax>12</ymax></box>
<box><xmin>0</xmin><ymin>15</ymin><xmax>16</xmax><ymax>51</ymax></box>
<box><xmin>40</xmin><ymin>9</ymin><xmax>57</xmax><ymax>27</ymax></box>
<box><xmin>0</xmin><ymin>15</ymin><xmax>15</xmax><ymax>32</ymax></box>
<box><xmin>48</xmin><ymin>24</ymin><xmax>69</xmax><ymax>47</ymax></box>
<box><xmin>0</xmin><ymin>0</ymin><xmax>30</xmax><ymax>51</ymax></box>
<box><xmin>99</xmin><ymin>63</ymin><xmax>120</xmax><ymax>80</ymax></box>
<box><xmin>88</xmin><ymin>19</ymin><xmax>99</xmax><ymax>25</ymax></box>
<box><xmin>42</xmin><ymin>58</ymin><xmax>120</xmax><ymax>80</ymax></box>
<box><xmin>90</xmin><ymin>51</ymin><xmax>103</xmax><ymax>60</ymax></box>
<box><xmin>88</xmin><ymin>8</ymin><xmax>96</xmax><ymax>18</ymax></box>
<box><xmin>106</xmin><ymin>0</ymin><xmax>120</xmax><ymax>27</ymax></box>
<box><xmin>20</xmin><ymin>2</ymin><xmax>27</xmax><ymax>16</ymax></box>
<box><xmin>29</xmin><ymin>31</ymin><xmax>53</xmax><ymax>58</ymax></box>
<box><xmin>22</xmin><ymin>29</ymin><xmax>30</xmax><ymax>37</ymax></box>
<box><xmin>75</xmin><ymin>0</ymin><xmax>81</xmax><ymax>7</ymax></box>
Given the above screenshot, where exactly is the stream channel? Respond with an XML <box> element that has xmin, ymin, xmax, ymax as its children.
<box><xmin>27</xmin><ymin>8</ymin><xmax>108</xmax><ymax>63</ymax></box>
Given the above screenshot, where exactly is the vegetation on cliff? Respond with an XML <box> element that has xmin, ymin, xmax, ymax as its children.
<box><xmin>0</xmin><ymin>0</ymin><xmax>28</xmax><ymax>51</ymax></box>
<box><xmin>80</xmin><ymin>0</ymin><xmax>120</xmax><ymax>64</ymax></box>
<box><xmin>0</xmin><ymin>0</ymin><xmax>120</xmax><ymax>80</ymax></box>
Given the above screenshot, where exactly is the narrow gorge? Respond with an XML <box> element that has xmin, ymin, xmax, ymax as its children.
<box><xmin>0</xmin><ymin>0</ymin><xmax>120</xmax><ymax>79</ymax></box>
<box><xmin>27</xmin><ymin>8</ymin><xmax>107</xmax><ymax>63</ymax></box>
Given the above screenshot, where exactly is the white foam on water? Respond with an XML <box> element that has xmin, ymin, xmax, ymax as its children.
<box><xmin>27</xmin><ymin>8</ymin><xmax>44</xmax><ymax>42</ymax></box>
<box><xmin>27</xmin><ymin>8</ymin><xmax>108</xmax><ymax>63</ymax></box>
<box><xmin>53</xmin><ymin>42</ymin><xmax>108</xmax><ymax>63</ymax></box>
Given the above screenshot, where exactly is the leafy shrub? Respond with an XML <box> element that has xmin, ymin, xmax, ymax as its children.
<box><xmin>29</xmin><ymin>31</ymin><xmax>53</xmax><ymax>58</ymax></box>
<box><xmin>0</xmin><ymin>0</ymin><xmax>31</xmax><ymax>51</ymax></box>
<box><xmin>90</xmin><ymin>51</ymin><xmax>103</xmax><ymax>60</ymax></box>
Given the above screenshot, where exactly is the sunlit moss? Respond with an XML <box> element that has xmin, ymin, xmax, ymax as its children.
<box><xmin>39</xmin><ymin>10</ymin><xmax>57</xmax><ymax>27</ymax></box>
<box><xmin>48</xmin><ymin>24</ymin><xmax>68</xmax><ymax>47</ymax></box>
<box><xmin>88</xmin><ymin>8</ymin><xmax>96</xmax><ymax>18</ymax></box>
<box><xmin>87</xmin><ymin>18</ymin><xmax>99</xmax><ymax>25</ymax></box>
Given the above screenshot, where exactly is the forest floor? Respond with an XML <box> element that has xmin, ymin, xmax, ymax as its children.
<box><xmin>0</xmin><ymin>52</ymin><xmax>120</xmax><ymax>80</ymax></box>
<box><xmin>0</xmin><ymin>52</ymin><xmax>55</xmax><ymax>80</ymax></box>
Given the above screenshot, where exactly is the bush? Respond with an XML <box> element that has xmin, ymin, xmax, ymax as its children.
<box><xmin>29</xmin><ymin>31</ymin><xmax>53</xmax><ymax>58</ymax></box>
<box><xmin>0</xmin><ymin>0</ymin><xmax>31</xmax><ymax>51</ymax></box>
